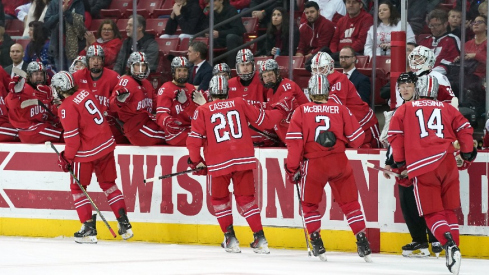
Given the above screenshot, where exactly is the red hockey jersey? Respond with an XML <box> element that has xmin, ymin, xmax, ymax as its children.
<box><xmin>58</xmin><ymin>89</ymin><xmax>115</xmax><ymax>162</ymax></box>
<box><xmin>387</xmin><ymin>99</ymin><xmax>473</xmax><ymax>178</ymax></box>
<box><xmin>419</xmin><ymin>33</ymin><xmax>461</xmax><ymax>73</ymax></box>
<box><xmin>286</xmin><ymin>101</ymin><xmax>365</xmax><ymax>170</ymax></box>
<box><xmin>327</xmin><ymin>71</ymin><xmax>377</xmax><ymax>130</ymax></box>
<box><xmin>330</xmin><ymin>10</ymin><xmax>373</xmax><ymax>53</ymax></box>
<box><xmin>228</xmin><ymin>73</ymin><xmax>268</xmax><ymax>106</ymax></box>
<box><xmin>72</xmin><ymin>67</ymin><xmax>121</xmax><ymax>112</ymax></box>
<box><xmin>187</xmin><ymin>97</ymin><xmax>284</xmax><ymax>176</ymax></box>
<box><xmin>155</xmin><ymin>81</ymin><xmax>198</xmax><ymax>128</ymax></box>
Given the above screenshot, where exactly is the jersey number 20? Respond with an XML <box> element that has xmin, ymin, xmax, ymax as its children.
<box><xmin>211</xmin><ymin>110</ymin><xmax>243</xmax><ymax>143</ymax></box>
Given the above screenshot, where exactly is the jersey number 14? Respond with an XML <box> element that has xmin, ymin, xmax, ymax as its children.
<box><xmin>415</xmin><ymin>108</ymin><xmax>444</xmax><ymax>138</ymax></box>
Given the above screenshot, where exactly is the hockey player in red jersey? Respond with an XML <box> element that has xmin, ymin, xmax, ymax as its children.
<box><xmin>72</xmin><ymin>45</ymin><xmax>125</xmax><ymax>144</ymax></box>
<box><xmin>187</xmin><ymin>75</ymin><xmax>291</xmax><ymax>254</ymax></box>
<box><xmin>109</xmin><ymin>52</ymin><xmax>165</xmax><ymax>146</ymax></box>
<box><xmin>285</xmin><ymin>74</ymin><xmax>372</xmax><ymax>262</ymax></box>
<box><xmin>388</xmin><ymin>75</ymin><xmax>476</xmax><ymax>275</ymax></box>
<box><xmin>0</xmin><ymin>80</ymin><xmax>18</xmax><ymax>141</ymax></box>
<box><xmin>5</xmin><ymin>61</ymin><xmax>63</xmax><ymax>143</ymax></box>
<box><xmin>258</xmin><ymin>59</ymin><xmax>309</xmax><ymax>143</ymax></box>
<box><xmin>212</xmin><ymin>63</ymin><xmax>232</xmax><ymax>80</ymax></box>
<box><xmin>156</xmin><ymin>56</ymin><xmax>203</xmax><ymax>145</ymax></box>
<box><xmin>52</xmin><ymin>71</ymin><xmax>133</xmax><ymax>244</ymax></box>
<box><xmin>311</xmin><ymin>52</ymin><xmax>380</xmax><ymax>148</ymax></box>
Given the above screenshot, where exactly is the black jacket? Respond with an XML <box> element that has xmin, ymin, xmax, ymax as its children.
<box><xmin>165</xmin><ymin>0</ymin><xmax>208</xmax><ymax>35</ymax></box>
<box><xmin>349</xmin><ymin>69</ymin><xmax>371</xmax><ymax>104</ymax></box>
<box><xmin>87</xmin><ymin>0</ymin><xmax>111</xmax><ymax>19</ymax></box>
<box><xmin>114</xmin><ymin>33</ymin><xmax>159</xmax><ymax>75</ymax></box>
<box><xmin>3</xmin><ymin>61</ymin><xmax>29</xmax><ymax>76</ymax></box>
<box><xmin>189</xmin><ymin>61</ymin><xmax>213</xmax><ymax>91</ymax></box>
<box><xmin>0</xmin><ymin>34</ymin><xmax>15</xmax><ymax>68</ymax></box>
<box><xmin>213</xmin><ymin>4</ymin><xmax>246</xmax><ymax>46</ymax></box>
<box><xmin>256</xmin><ymin>24</ymin><xmax>300</xmax><ymax>57</ymax></box>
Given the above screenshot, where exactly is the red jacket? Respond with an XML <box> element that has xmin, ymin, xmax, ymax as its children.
<box><xmin>330</xmin><ymin>10</ymin><xmax>373</xmax><ymax>53</ymax></box>
<box><xmin>79</xmin><ymin>38</ymin><xmax>122</xmax><ymax>70</ymax></box>
<box><xmin>297</xmin><ymin>15</ymin><xmax>335</xmax><ymax>56</ymax></box>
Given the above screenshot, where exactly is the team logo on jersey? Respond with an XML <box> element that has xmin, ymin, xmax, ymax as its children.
<box><xmin>231</xmin><ymin>87</ymin><xmax>236</xmax><ymax>91</ymax></box>
<box><xmin>81</xmin><ymin>80</ymin><xmax>88</xmax><ymax>83</ymax></box>
<box><xmin>158</xmin><ymin>88</ymin><xmax>164</xmax><ymax>95</ymax></box>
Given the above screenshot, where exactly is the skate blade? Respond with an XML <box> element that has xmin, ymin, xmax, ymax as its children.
<box><xmin>449</xmin><ymin>251</ymin><xmax>461</xmax><ymax>275</ymax></box>
<box><xmin>363</xmin><ymin>254</ymin><xmax>373</xmax><ymax>263</ymax></box>
<box><xmin>75</xmin><ymin>236</ymin><xmax>97</xmax><ymax>244</ymax></box>
<box><xmin>224</xmin><ymin>246</ymin><xmax>241</xmax><ymax>253</ymax></box>
<box><xmin>120</xmin><ymin>229</ymin><xmax>134</xmax><ymax>240</ymax></box>
<box><xmin>318</xmin><ymin>253</ymin><xmax>327</xmax><ymax>261</ymax></box>
<box><xmin>402</xmin><ymin>248</ymin><xmax>430</xmax><ymax>258</ymax></box>
<box><xmin>252</xmin><ymin>244</ymin><xmax>270</xmax><ymax>254</ymax></box>
<box><xmin>435</xmin><ymin>252</ymin><xmax>440</xmax><ymax>259</ymax></box>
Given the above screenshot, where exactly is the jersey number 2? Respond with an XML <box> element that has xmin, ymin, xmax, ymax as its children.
<box><xmin>315</xmin><ymin>116</ymin><xmax>331</xmax><ymax>140</ymax></box>
<box><xmin>415</xmin><ymin>108</ymin><xmax>444</xmax><ymax>138</ymax></box>
<box><xmin>211</xmin><ymin>111</ymin><xmax>242</xmax><ymax>143</ymax></box>
<box><xmin>85</xmin><ymin>100</ymin><xmax>104</xmax><ymax>125</ymax></box>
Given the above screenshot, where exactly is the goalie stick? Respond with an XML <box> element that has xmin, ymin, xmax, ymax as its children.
<box><xmin>144</xmin><ymin>167</ymin><xmax>203</xmax><ymax>183</ymax></box>
<box><xmin>365</xmin><ymin>162</ymin><xmax>402</xmax><ymax>178</ymax></box>
<box><xmin>46</xmin><ymin>141</ymin><xmax>117</xmax><ymax>238</ymax></box>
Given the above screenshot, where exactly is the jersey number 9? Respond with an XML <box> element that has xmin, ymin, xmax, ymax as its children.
<box><xmin>85</xmin><ymin>99</ymin><xmax>104</xmax><ymax>125</ymax></box>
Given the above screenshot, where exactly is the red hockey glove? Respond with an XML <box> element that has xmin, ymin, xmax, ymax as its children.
<box><xmin>9</xmin><ymin>75</ymin><xmax>25</xmax><ymax>93</ymax></box>
<box><xmin>36</xmin><ymin>85</ymin><xmax>53</xmax><ymax>100</ymax></box>
<box><xmin>284</xmin><ymin>163</ymin><xmax>301</xmax><ymax>184</ymax></box>
<box><xmin>57</xmin><ymin>151</ymin><xmax>71</xmax><ymax>173</ymax></box>
<box><xmin>116</xmin><ymin>87</ymin><xmax>130</xmax><ymax>103</ymax></box>
<box><xmin>187</xmin><ymin>157</ymin><xmax>207</xmax><ymax>175</ymax></box>
<box><xmin>272</xmin><ymin>96</ymin><xmax>296</xmax><ymax>115</ymax></box>
<box><xmin>455</xmin><ymin>151</ymin><xmax>472</xmax><ymax>171</ymax></box>
<box><xmin>175</xmin><ymin>89</ymin><xmax>190</xmax><ymax>108</ymax></box>
<box><xmin>163</xmin><ymin>117</ymin><xmax>184</xmax><ymax>135</ymax></box>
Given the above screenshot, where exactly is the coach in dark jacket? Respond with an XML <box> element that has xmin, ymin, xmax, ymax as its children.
<box><xmin>340</xmin><ymin>46</ymin><xmax>371</xmax><ymax>104</ymax></box>
<box><xmin>188</xmin><ymin>41</ymin><xmax>213</xmax><ymax>91</ymax></box>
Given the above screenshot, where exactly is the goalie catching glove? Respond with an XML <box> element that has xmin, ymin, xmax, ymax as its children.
<box><xmin>315</xmin><ymin>131</ymin><xmax>336</xmax><ymax>148</ymax></box>
<box><xmin>187</xmin><ymin>157</ymin><xmax>207</xmax><ymax>175</ymax></box>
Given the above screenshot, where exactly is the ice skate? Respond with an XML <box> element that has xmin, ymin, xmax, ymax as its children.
<box><xmin>401</xmin><ymin>242</ymin><xmax>430</xmax><ymax>258</ymax></box>
<box><xmin>117</xmin><ymin>209</ymin><xmax>133</xmax><ymax>240</ymax></box>
<box><xmin>221</xmin><ymin>225</ymin><xmax>241</xmax><ymax>253</ymax></box>
<box><xmin>431</xmin><ymin>242</ymin><xmax>443</xmax><ymax>258</ymax></box>
<box><xmin>310</xmin><ymin>232</ymin><xmax>327</xmax><ymax>261</ymax></box>
<box><xmin>74</xmin><ymin>214</ymin><xmax>97</xmax><ymax>244</ymax></box>
<box><xmin>444</xmin><ymin>233</ymin><xmax>461</xmax><ymax>275</ymax></box>
<box><xmin>250</xmin><ymin>230</ymin><xmax>270</xmax><ymax>254</ymax></box>
<box><xmin>356</xmin><ymin>232</ymin><xmax>372</xmax><ymax>263</ymax></box>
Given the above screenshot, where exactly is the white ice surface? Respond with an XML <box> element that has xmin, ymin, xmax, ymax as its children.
<box><xmin>0</xmin><ymin>236</ymin><xmax>486</xmax><ymax>275</ymax></box>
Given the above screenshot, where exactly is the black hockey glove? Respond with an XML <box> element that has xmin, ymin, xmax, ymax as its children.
<box><xmin>460</xmin><ymin>147</ymin><xmax>477</xmax><ymax>162</ymax></box>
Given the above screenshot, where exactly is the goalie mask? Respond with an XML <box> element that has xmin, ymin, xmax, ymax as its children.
<box><xmin>416</xmin><ymin>75</ymin><xmax>439</xmax><ymax>99</ymax></box>
<box><xmin>69</xmin><ymin>56</ymin><xmax>87</xmax><ymax>74</ymax></box>
<box><xmin>311</xmin><ymin>52</ymin><xmax>334</xmax><ymax>76</ymax></box>
<box><xmin>236</xmin><ymin>49</ymin><xmax>255</xmax><ymax>81</ymax></box>
<box><xmin>259</xmin><ymin>59</ymin><xmax>281</xmax><ymax>89</ymax></box>
<box><xmin>408</xmin><ymin>46</ymin><xmax>435</xmax><ymax>76</ymax></box>
<box><xmin>209</xmin><ymin>75</ymin><xmax>229</xmax><ymax>97</ymax></box>
<box><xmin>26</xmin><ymin>61</ymin><xmax>47</xmax><ymax>86</ymax></box>
<box><xmin>212</xmin><ymin>63</ymin><xmax>231</xmax><ymax>78</ymax></box>
<box><xmin>86</xmin><ymin>45</ymin><xmax>105</xmax><ymax>74</ymax></box>
<box><xmin>128</xmin><ymin>52</ymin><xmax>150</xmax><ymax>80</ymax></box>
<box><xmin>171</xmin><ymin>56</ymin><xmax>190</xmax><ymax>84</ymax></box>
<box><xmin>51</xmin><ymin>71</ymin><xmax>76</xmax><ymax>99</ymax></box>
<box><xmin>308</xmin><ymin>74</ymin><xmax>330</xmax><ymax>96</ymax></box>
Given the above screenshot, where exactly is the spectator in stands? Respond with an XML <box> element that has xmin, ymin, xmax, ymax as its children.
<box><xmin>23</xmin><ymin>21</ymin><xmax>54</xmax><ymax>75</ymax></box>
<box><xmin>419</xmin><ymin>9</ymin><xmax>461</xmax><ymax>75</ymax></box>
<box><xmin>199</xmin><ymin>0</ymin><xmax>250</xmax><ymax>14</ymax></box>
<box><xmin>453</xmin><ymin>0</ymin><xmax>482</xmax><ymax>21</ymax></box>
<box><xmin>0</xmin><ymin>2</ymin><xmax>5</xmax><ymax>27</ymax></box>
<box><xmin>21</xmin><ymin>0</ymin><xmax>50</xmax><ymax>37</ymax></box>
<box><xmin>206</xmin><ymin>0</ymin><xmax>246</xmax><ymax>68</ymax></box>
<box><xmin>296</xmin><ymin>1</ymin><xmax>335</xmax><ymax>60</ymax></box>
<box><xmin>255</xmin><ymin>7</ymin><xmax>299</xmax><ymax>57</ymax></box>
<box><xmin>479</xmin><ymin>1</ymin><xmax>488</xmax><ymax>17</ymax></box>
<box><xmin>249</xmin><ymin>0</ymin><xmax>282</xmax><ymax>29</ymax></box>
<box><xmin>188</xmin><ymin>41</ymin><xmax>213</xmax><ymax>91</ymax></box>
<box><xmin>339</xmin><ymin>46</ymin><xmax>371</xmax><ymax>104</ymax></box>
<box><xmin>448</xmin><ymin>9</ymin><xmax>462</xmax><ymax>38</ymax></box>
<box><xmin>2</xmin><ymin>0</ymin><xmax>30</xmax><ymax>20</ymax></box>
<box><xmin>162</xmin><ymin>0</ymin><xmax>208</xmax><ymax>40</ymax></box>
<box><xmin>380</xmin><ymin>42</ymin><xmax>417</xmax><ymax>101</ymax></box>
<box><xmin>0</xmin><ymin>24</ymin><xmax>15</xmax><ymax>67</ymax></box>
<box><xmin>301</xmin><ymin>0</ymin><xmax>346</xmax><ymax>26</ymax></box>
<box><xmin>113</xmin><ymin>14</ymin><xmax>159</xmax><ymax>75</ymax></box>
<box><xmin>44</xmin><ymin>0</ymin><xmax>85</xmax><ymax>71</ymax></box>
<box><xmin>364</xmin><ymin>1</ymin><xmax>415</xmax><ymax>57</ymax></box>
<box><xmin>330</xmin><ymin>0</ymin><xmax>373</xmax><ymax>59</ymax></box>
<box><xmin>86</xmin><ymin>0</ymin><xmax>110</xmax><ymax>19</ymax></box>
<box><xmin>4</xmin><ymin>43</ymin><xmax>28</xmax><ymax>77</ymax></box>
<box><xmin>15</xmin><ymin>1</ymin><xmax>32</xmax><ymax>23</ymax></box>
<box><xmin>79</xmin><ymin>19</ymin><xmax>122</xmax><ymax>70</ymax></box>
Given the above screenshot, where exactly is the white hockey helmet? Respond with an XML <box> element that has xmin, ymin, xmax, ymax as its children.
<box><xmin>408</xmin><ymin>46</ymin><xmax>435</xmax><ymax>75</ymax></box>
<box><xmin>416</xmin><ymin>74</ymin><xmax>439</xmax><ymax>99</ymax></box>
<box><xmin>127</xmin><ymin>51</ymin><xmax>150</xmax><ymax>80</ymax></box>
<box><xmin>235</xmin><ymin>49</ymin><xmax>255</xmax><ymax>81</ymax></box>
<box><xmin>311</xmin><ymin>52</ymin><xmax>334</xmax><ymax>76</ymax></box>
<box><xmin>258</xmin><ymin>59</ymin><xmax>281</xmax><ymax>88</ymax></box>
<box><xmin>69</xmin><ymin>56</ymin><xmax>87</xmax><ymax>74</ymax></box>
<box><xmin>51</xmin><ymin>71</ymin><xmax>76</xmax><ymax>98</ymax></box>
<box><xmin>86</xmin><ymin>45</ymin><xmax>105</xmax><ymax>73</ymax></box>
<box><xmin>209</xmin><ymin>75</ymin><xmax>229</xmax><ymax>97</ymax></box>
<box><xmin>308</xmin><ymin>74</ymin><xmax>330</xmax><ymax>96</ymax></box>
<box><xmin>26</xmin><ymin>61</ymin><xmax>47</xmax><ymax>85</ymax></box>
<box><xmin>171</xmin><ymin>56</ymin><xmax>190</xmax><ymax>84</ymax></box>
<box><xmin>212</xmin><ymin>63</ymin><xmax>231</xmax><ymax>78</ymax></box>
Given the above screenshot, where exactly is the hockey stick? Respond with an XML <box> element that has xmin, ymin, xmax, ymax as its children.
<box><xmin>46</xmin><ymin>141</ymin><xmax>117</xmax><ymax>238</ymax></box>
<box><xmin>143</xmin><ymin>167</ymin><xmax>203</xmax><ymax>183</ymax></box>
<box><xmin>248</xmin><ymin>124</ymin><xmax>280</xmax><ymax>143</ymax></box>
<box><xmin>296</xmin><ymin>184</ymin><xmax>312</xmax><ymax>257</ymax></box>
<box><xmin>365</xmin><ymin>162</ymin><xmax>402</xmax><ymax>178</ymax></box>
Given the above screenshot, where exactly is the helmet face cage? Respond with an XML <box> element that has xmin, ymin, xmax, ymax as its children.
<box><xmin>171</xmin><ymin>56</ymin><xmax>190</xmax><ymax>84</ymax></box>
<box><xmin>259</xmin><ymin>59</ymin><xmax>281</xmax><ymax>88</ymax></box>
<box><xmin>212</xmin><ymin>63</ymin><xmax>231</xmax><ymax>78</ymax></box>
<box><xmin>408</xmin><ymin>46</ymin><xmax>435</xmax><ymax>75</ymax></box>
<box><xmin>86</xmin><ymin>45</ymin><xmax>105</xmax><ymax>73</ymax></box>
<box><xmin>236</xmin><ymin>49</ymin><xmax>255</xmax><ymax>81</ymax></box>
<box><xmin>311</xmin><ymin>52</ymin><xmax>334</xmax><ymax>76</ymax></box>
<box><xmin>69</xmin><ymin>56</ymin><xmax>87</xmax><ymax>74</ymax></box>
<box><xmin>51</xmin><ymin>71</ymin><xmax>75</xmax><ymax>97</ymax></box>
<box><xmin>128</xmin><ymin>52</ymin><xmax>150</xmax><ymax>80</ymax></box>
<box><xmin>416</xmin><ymin>75</ymin><xmax>439</xmax><ymax>99</ymax></box>
<box><xmin>209</xmin><ymin>75</ymin><xmax>229</xmax><ymax>97</ymax></box>
<box><xmin>308</xmin><ymin>74</ymin><xmax>330</xmax><ymax>96</ymax></box>
<box><xmin>26</xmin><ymin>61</ymin><xmax>46</xmax><ymax>85</ymax></box>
